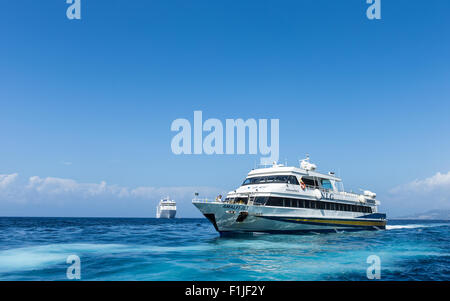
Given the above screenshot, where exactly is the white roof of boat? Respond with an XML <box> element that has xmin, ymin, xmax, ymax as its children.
<box><xmin>247</xmin><ymin>165</ymin><xmax>342</xmax><ymax>182</ymax></box>
<box><xmin>160</xmin><ymin>198</ymin><xmax>176</xmax><ymax>203</ymax></box>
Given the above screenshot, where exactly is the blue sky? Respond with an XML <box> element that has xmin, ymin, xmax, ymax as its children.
<box><xmin>1</xmin><ymin>0</ymin><xmax>450</xmax><ymax>217</ymax></box>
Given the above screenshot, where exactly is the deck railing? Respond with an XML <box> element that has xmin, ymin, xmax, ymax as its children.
<box><xmin>192</xmin><ymin>198</ymin><xmax>222</xmax><ymax>203</ymax></box>
<box><xmin>193</xmin><ymin>186</ymin><xmax>363</xmax><ymax>204</ymax></box>
<box><xmin>304</xmin><ymin>184</ymin><xmax>360</xmax><ymax>197</ymax></box>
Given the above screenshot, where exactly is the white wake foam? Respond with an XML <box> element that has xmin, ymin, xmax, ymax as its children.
<box><xmin>387</xmin><ymin>224</ymin><xmax>434</xmax><ymax>230</ymax></box>
<box><xmin>0</xmin><ymin>242</ymin><xmax>215</xmax><ymax>274</ymax></box>
<box><xmin>0</xmin><ymin>243</ymin><xmax>124</xmax><ymax>273</ymax></box>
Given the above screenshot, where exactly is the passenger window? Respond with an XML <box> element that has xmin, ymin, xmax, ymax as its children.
<box><xmin>276</xmin><ymin>176</ymin><xmax>288</xmax><ymax>183</ymax></box>
<box><xmin>258</xmin><ymin>177</ymin><xmax>267</xmax><ymax>183</ymax></box>
<box><xmin>321</xmin><ymin>179</ymin><xmax>333</xmax><ymax>190</ymax></box>
<box><xmin>266</xmin><ymin>197</ymin><xmax>283</xmax><ymax>207</ymax></box>
<box><xmin>266</xmin><ymin>176</ymin><xmax>275</xmax><ymax>183</ymax></box>
<box><xmin>288</xmin><ymin>176</ymin><xmax>299</xmax><ymax>185</ymax></box>
<box><xmin>242</xmin><ymin>178</ymin><xmax>260</xmax><ymax>185</ymax></box>
<box><xmin>302</xmin><ymin>178</ymin><xmax>318</xmax><ymax>187</ymax></box>
<box><xmin>253</xmin><ymin>196</ymin><xmax>268</xmax><ymax>205</ymax></box>
<box><xmin>235</xmin><ymin>197</ymin><xmax>248</xmax><ymax>204</ymax></box>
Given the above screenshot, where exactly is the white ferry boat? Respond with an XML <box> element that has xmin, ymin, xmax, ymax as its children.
<box><xmin>193</xmin><ymin>157</ymin><xmax>386</xmax><ymax>234</ymax></box>
<box><xmin>156</xmin><ymin>197</ymin><xmax>176</xmax><ymax>219</ymax></box>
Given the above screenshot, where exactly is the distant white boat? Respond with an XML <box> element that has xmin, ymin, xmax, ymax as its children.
<box><xmin>156</xmin><ymin>197</ymin><xmax>176</xmax><ymax>219</ymax></box>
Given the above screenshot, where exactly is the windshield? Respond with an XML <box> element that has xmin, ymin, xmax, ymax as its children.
<box><xmin>242</xmin><ymin>175</ymin><xmax>299</xmax><ymax>186</ymax></box>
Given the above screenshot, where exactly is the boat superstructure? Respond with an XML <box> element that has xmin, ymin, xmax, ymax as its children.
<box><xmin>193</xmin><ymin>157</ymin><xmax>386</xmax><ymax>234</ymax></box>
<box><xmin>156</xmin><ymin>197</ymin><xmax>176</xmax><ymax>219</ymax></box>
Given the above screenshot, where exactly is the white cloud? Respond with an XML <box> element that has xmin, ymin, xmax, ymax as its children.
<box><xmin>27</xmin><ymin>176</ymin><xmax>113</xmax><ymax>197</ymax></box>
<box><xmin>0</xmin><ymin>173</ymin><xmax>18</xmax><ymax>189</ymax></box>
<box><xmin>390</xmin><ymin>171</ymin><xmax>450</xmax><ymax>194</ymax></box>
<box><xmin>387</xmin><ymin>171</ymin><xmax>450</xmax><ymax>215</ymax></box>
<box><xmin>0</xmin><ymin>173</ymin><xmax>226</xmax><ymax>217</ymax></box>
<box><xmin>0</xmin><ymin>173</ymin><xmax>224</xmax><ymax>205</ymax></box>
<box><xmin>22</xmin><ymin>176</ymin><xmax>221</xmax><ymax>201</ymax></box>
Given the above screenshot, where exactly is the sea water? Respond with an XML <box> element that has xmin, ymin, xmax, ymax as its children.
<box><xmin>0</xmin><ymin>217</ymin><xmax>448</xmax><ymax>280</ymax></box>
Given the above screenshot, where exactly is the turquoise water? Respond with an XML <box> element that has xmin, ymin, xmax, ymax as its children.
<box><xmin>0</xmin><ymin>217</ymin><xmax>448</xmax><ymax>280</ymax></box>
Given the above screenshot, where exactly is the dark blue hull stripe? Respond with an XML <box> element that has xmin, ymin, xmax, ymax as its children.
<box><xmin>357</xmin><ymin>213</ymin><xmax>387</xmax><ymax>219</ymax></box>
<box><xmin>258</xmin><ymin>216</ymin><xmax>386</xmax><ymax>228</ymax></box>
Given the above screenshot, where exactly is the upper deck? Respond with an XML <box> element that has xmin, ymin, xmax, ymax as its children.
<box><xmin>248</xmin><ymin>165</ymin><xmax>342</xmax><ymax>182</ymax></box>
<box><xmin>229</xmin><ymin>159</ymin><xmax>378</xmax><ymax>206</ymax></box>
<box><xmin>159</xmin><ymin>198</ymin><xmax>176</xmax><ymax>207</ymax></box>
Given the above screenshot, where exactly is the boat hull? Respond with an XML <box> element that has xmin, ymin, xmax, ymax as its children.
<box><xmin>193</xmin><ymin>201</ymin><xmax>386</xmax><ymax>234</ymax></box>
<box><xmin>156</xmin><ymin>209</ymin><xmax>176</xmax><ymax>219</ymax></box>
